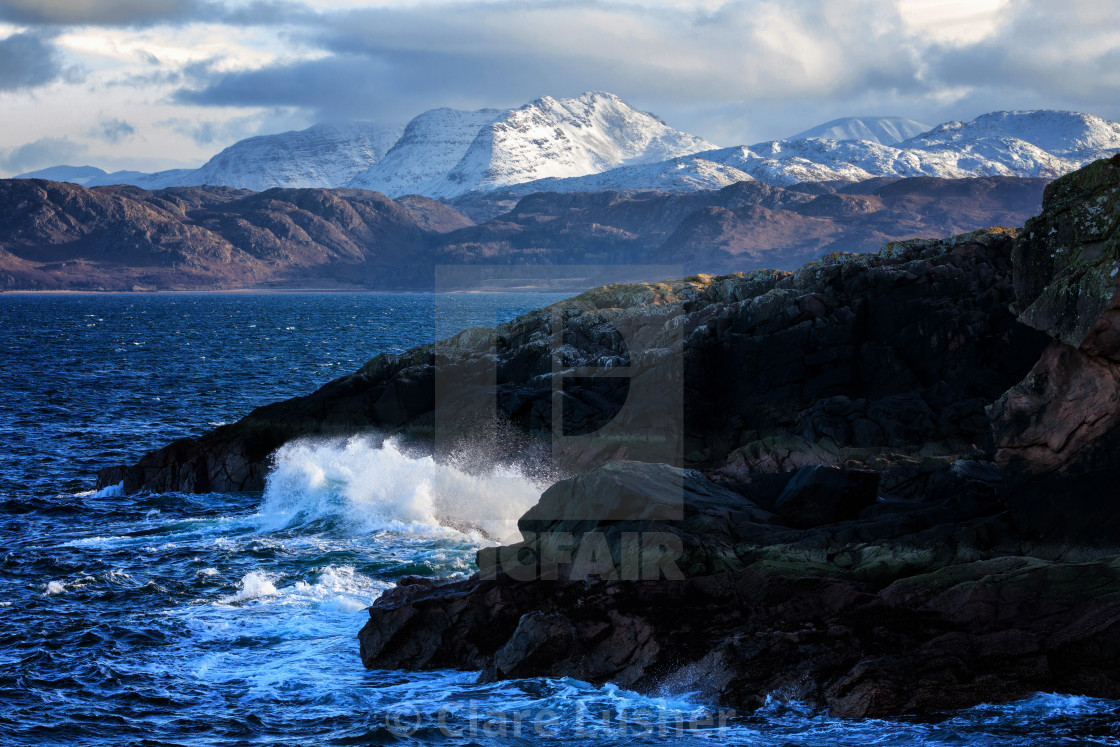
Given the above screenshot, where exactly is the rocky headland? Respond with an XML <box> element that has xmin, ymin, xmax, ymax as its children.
<box><xmin>99</xmin><ymin>155</ymin><xmax>1120</xmax><ymax>717</ymax></box>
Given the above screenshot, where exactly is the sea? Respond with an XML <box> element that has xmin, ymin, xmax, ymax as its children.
<box><xmin>1</xmin><ymin>292</ymin><xmax>1118</xmax><ymax>746</ymax></box>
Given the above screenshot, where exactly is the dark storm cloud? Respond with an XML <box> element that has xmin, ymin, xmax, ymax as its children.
<box><xmin>0</xmin><ymin>0</ymin><xmax>314</xmax><ymax>28</ymax></box>
<box><xmin>0</xmin><ymin>0</ymin><xmax>215</xmax><ymax>27</ymax></box>
<box><xmin>0</xmin><ymin>32</ymin><xmax>65</xmax><ymax>91</ymax></box>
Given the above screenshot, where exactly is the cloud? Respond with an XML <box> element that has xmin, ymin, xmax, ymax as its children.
<box><xmin>158</xmin><ymin>108</ymin><xmax>308</xmax><ymax>144</ymax></box>
<box><xmin>929</xmin><ymin>0</ymin><xmax>1120</xmax><ymax>108</ymax></box>
<box><xmin>0</xmin><ymin>0</ymin><xmax>316</xmax><ymax>28</ymax></box>
<box><xmin>162</xmin><ymin>117</ymin><xmax>226</xmax><ymax>145</ymax></box>
<box><xmin>1</xmin><ymin>0</ymin><xmax>1118</xmax><ymax>160</ymax></box>
<box><xmin>90</xmin><ymin>118</ymin><xmax>137</xmax><ymax>144</ymax></box>
<box><xmin>173</xmin><ymin>0</ymin><xmax>932</xmax><ymax>130</ymax></box>
<box><xmin>105</xmin><ymin>54</ymin><xmax>232</xmax><ymax>92</ymax></box>
<box><xmin>165</xmin><ymin>0</ymin><xmax>1120</xmax><ymax>143</ymax></box>
<box><xmin>0</xmin><ymin>0</ymin><xmax>213</xmax><ymax>27</ymax></box>
<box><xmin>1</xmin><ymin>136</ymin><xmax>91</xmax><ymax>173</ymax></box>
<box><xmin>220</xmin><ymin>0</ymin><xmax>319</xmax><ymax>26</ymax></box>
<box><xmin>0</xmin><ymin>32</ymin><xmax>65</xmax><ymax>90</ymax></box>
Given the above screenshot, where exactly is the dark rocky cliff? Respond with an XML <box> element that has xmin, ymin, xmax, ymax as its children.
<box><xmin>354</xmin><ymin>155</ymin><xmax>1120</xmax><ymax>718</ymax></box>
<box><xmin>991</xmin><ymin>155</ymin><xmax>1120</xmax><ymax>479</ymax></box>
<box><xmin>97</xmin><ymin>224</ymin><xmax>1047</xmax><ymax>494</ymax></box>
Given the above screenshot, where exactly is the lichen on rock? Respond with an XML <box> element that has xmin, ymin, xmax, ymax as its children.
<box><xmin>992</xmin><ymin>154</ymin><xmax>1120</xmax><ymax>477</ymax></box>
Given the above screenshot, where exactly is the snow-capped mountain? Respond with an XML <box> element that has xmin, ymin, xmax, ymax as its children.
<box><xmin>897</xmin><ymin>110</ymin><xmax>1120</xmax><ymax>157</ymax></box>
<box><xmin>15</xmin><ymin>106</ymin><xmax>1120</xmax><ymax>203</ymax></box>
<box><xmin>182</xmin><ymin>122</ymin><xmax>402</xmax><ymax>190</ymax></box>
<box><xmin>18</xmin><ymin>122</ymin><xmax>402</xmax><ymax>191</ymax></box>
<box><xmin>506</xmin><ymin>110</ymin><xmax>1120</xmax><ymax>196</ymax></box>
<box><xmin>348</xmin><ymin>108</ymin><xmax>504</xmax><ymax>196</ymax></box>
<box><xmin>432</xmin><ymin>92</ymin><xmax>715</xmax><ymax>198</ymax></box>
<box><xmin>17</xmin><ymin>93</ymin><xmax>711</xmax><ymax>198</ymax></box>
<box><xmin>786</xmin><ymin>116</ymin><xmax>931</xmax><ymax>145</ymax></box>
<box><xmin>351</xmin><ymin>92</ymin><xmax>715</xmax><ymax>198</ymax></box>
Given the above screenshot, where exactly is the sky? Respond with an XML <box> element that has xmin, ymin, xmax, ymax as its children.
<box><xmin>0</xmin><ymin>0</ymin><xmax>1118</xmax><ymax>177</ymax></box>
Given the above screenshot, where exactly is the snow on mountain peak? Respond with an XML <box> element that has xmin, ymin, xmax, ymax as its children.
<box><xmin>900</xmin><ymin>110</ymin><xmax>1120</xmax><ymax>155</ymax></box>
<box><xmin>14</xmin><ymin>102</ymin><xmax>1120</xmax><ymax>204</ymax></box>
<box><xmin>183</xmin><ymin>121</ymin><xmax>403</xmax><ymax>191</ymax></box>
<box><xmin>498</xmin><ymin>109</ymin><xmax>1120</xmax><ymax>197</ymax></box>
<box><xmin>347</xmin><ymin>107</ymin><xmax>504</xmax><ymax>196</ymax></box>
<box><xmin>786</xmin><ymin>116</ymin><xmax>931</xmax><ymax>145</ymax></box>
<box><xmin>420</xmin><ymin>91</ymin><xmax>716</xmax><ymax>198</ymax></box>
<box><xmin>11</xmin><ymin>94</ymin><xmax>712</xmax><ymax>198</ymax></box>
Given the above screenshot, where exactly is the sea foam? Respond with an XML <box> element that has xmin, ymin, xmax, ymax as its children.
<box><xmin>219</xmin><ymin>571</ymin><xmax>279</xmax><ymax>604</ymax></box>
<box><xmin>92</xmin><ymin>481</ymin><xmax>125</xmax><ymax>498</ymax></box>
<box><xmin>257</xmin><ymin>436</ymin><xmax>544</xmax><ymax>543</ymax></box>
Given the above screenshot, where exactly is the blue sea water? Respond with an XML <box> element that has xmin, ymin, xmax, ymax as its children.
<box><xmin>1</xmin><ymin>291</ymin><xmax>1118</xmax><ymax>746</ymax></box>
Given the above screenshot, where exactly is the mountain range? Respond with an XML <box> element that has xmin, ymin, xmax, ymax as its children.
<box><xmin>505</xmin><ymin>110</ymin><xmax>1120</xmax><ymax>198</ymax></box>
<box><xmin>22</xmin><ymin>93</ymin><xmax>711</xmax><ymax>198</ymax></box>
<box><xmin>17</xmin><ymin>94</ymin><xmax>1120</xmax><ymax>205</ymax></box>
<box><xmin>24</xmin><ymin>123</ymin><xmax>403</xmax><ymax>192</ymax></box>
<box><xmin>0</xmin><ymin>174</ymin><xmax>1046</xmax><ymax>291</ymax></box>
<box><xmin>351</xmin><ymin>93</ymin><xmax>715</xmax><ymax>198</ymax></box>
<box><xmin>4</xmin><ymin>93</ymin><xmax>1118</xmax><ymax>292</ymax></box>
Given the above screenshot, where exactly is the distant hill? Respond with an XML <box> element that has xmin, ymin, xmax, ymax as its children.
<box><xmin>0</xmin><ymin>174</ymin><xmax>1047</xmax><ymax>291</ymax></box>
<box><xmin>0</xmin><ymin>181</ymin><xmax>464</xmax><ymax>290</ymax></box>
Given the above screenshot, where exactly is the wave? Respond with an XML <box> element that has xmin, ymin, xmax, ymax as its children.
<box><xmin>91</xmin><ymin>481</ymin><xmax>124</xmax><ymax>498</ymax></box>
<box><xmin>215</xmin><ymin>566</ymin><xmax>388</xmax><ymax>612</ymax></box>
<box><xmin>256</xmin><ymin>437</ymin><xmax>545</xmax><ymax>543</ymax></box>
<box><xmin>218</xmin><ymin>570</ymin><xmax>279</xmax><ymax>605</ymax></box>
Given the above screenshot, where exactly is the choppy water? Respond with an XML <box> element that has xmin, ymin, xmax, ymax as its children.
<box><xmin>1</xmin><ymin>292</ymin><xmax>1118</xmax><ymax>746</ymax></box>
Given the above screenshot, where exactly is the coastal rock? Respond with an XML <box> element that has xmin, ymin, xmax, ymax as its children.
<box><xmin>689</xmin><ymin>226</ymin><xmax>1049</xmax><ymax>470</ymax></box>
<box><xmin>357</xmin><ymin>157</ymin><xmax>1120</xmax><ymax>719</ymax></box>
<box><xmin>359</xmin><ymin>460</ymin><xmax>1120</xmax><ymax>718</ymax></box>
<box><xmin>991</xmin><ymin>154</ymin><xmax>1120</xmax><ymax>477</ymax></box>
<box><xmin>771</xmin><ymin>466</ymin><xmax>879</xmax><ymax>528</ymax></box>
<box><xmin>478</xmin><ymin>461</ymin><xmax>785</xmax><ymax>582</ymax></box>
<box><xmin>100</xmin><ymin>222</ymin><xmax>1049</xmax><ymax>493</ymax></box>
